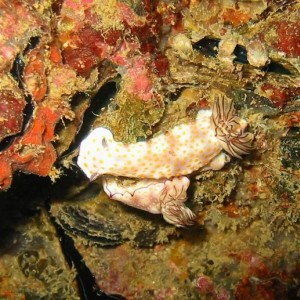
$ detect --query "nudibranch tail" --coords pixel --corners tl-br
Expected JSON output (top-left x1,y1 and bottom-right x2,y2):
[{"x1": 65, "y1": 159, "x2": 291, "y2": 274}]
[{"x1": 211, "y1": 96, "x2": 254, "y2": 159}]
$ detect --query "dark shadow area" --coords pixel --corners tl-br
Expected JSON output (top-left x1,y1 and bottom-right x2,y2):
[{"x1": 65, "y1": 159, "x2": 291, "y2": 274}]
[
  {"x1": 69, "y1": 81, "x2": 117, "y2": 154},
  {"x1": 51, "y1": 211, "x2": 126, "y2": 300},
  {"x1": 0, "y1": 171, "x2": 124, "y2": 299},
  {"x1": 0, "y1": 174, "x2": 52, "y2": 255},
  {"x1": 193, "y1": 37, "x2": 292, "y2": 75},
  {"x1": 0, "y1": 174, "x2": 51, "y2": 235},
  {"x1": 192, "y1": 37, "x2": 219, "y2": 57}
]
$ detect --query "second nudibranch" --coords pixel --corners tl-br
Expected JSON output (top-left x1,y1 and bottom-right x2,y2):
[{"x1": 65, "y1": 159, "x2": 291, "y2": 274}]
[
  {"x1": 77, "y1": 96, "x2": 254, "y2": 226},
  {"x1": 103, "y1": 175, "x2": 196, "y2": 227}
]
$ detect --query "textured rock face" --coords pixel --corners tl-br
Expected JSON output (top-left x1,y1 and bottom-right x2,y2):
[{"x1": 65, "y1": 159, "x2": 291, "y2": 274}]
[
  {"x1": 0, "y1": 89, "x2": 26, "y2": 142},
  {"x1": 0, "y1": 0, "x2": 298, "y2": 190},
  {"x1": 0, "y1": 1, "x2": 300, "y2": 299}
]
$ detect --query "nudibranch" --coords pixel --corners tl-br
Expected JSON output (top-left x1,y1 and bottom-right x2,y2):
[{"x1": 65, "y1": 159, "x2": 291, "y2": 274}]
[
  {"x1": 77, "y1": 96, "x2": 253, "y2": 226},
  {"x1": 103, "y1": 175, "x2": 195, "y2": 227}
]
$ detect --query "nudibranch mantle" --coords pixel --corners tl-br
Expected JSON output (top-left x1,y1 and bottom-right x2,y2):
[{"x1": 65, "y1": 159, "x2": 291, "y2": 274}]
[
  {"x1": 79, "y1": 110, "x2": 226, "y2": 180},
  {"x1": 77, "y1": 97, "x2": 253, "y2": 226}
]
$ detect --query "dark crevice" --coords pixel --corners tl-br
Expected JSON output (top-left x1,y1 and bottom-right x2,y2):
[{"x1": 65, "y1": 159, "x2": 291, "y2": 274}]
[
  {"x1": 10, "y1": 52, "x2": 35, "y2": 133},
  {"x1": 67, "y1": 81, "x2": 117, "y2": 154},
  {"x1": 0, "y1": 170, "x2": 124, "y2": 298},
  {"x1": 193, "y1": 37, "x2": 292, "y2": 75},
  {"x1": 167, "y1": 87, "x2": 185, "y2": 102},
  {"x1": 192, "y1": 37, "x2": 219, "y2": 57},
  {"x1": 10, "y1": 54, "x2": 25, "y2": 88},
  {"x1": 262, "y1": 61, "x2": 292, "y2": 75},
  {"x1": 23, "y1": 36, "x2": 41, "y2": 54},
  {"x1": 11, "y1": 36, "x2": 41, "y2": 87},
  {"x1": 0, "y1": 134, "x2": 17, "y2": 152},
  {"x1": 54, "y1": 92, "x2": 89, "y2": 134},
  {"x1": 48, "y1": 207, "x2": 125, "y2": 300},
  {"x1": 0, "y1": 174, "x2": 52, "y2": 254},
  {"x1": 233, "y1": 44, "x2": 248, "y2": 64},
  {"x1": 50, "y1": 217, "x2": 104, "y2": 299}
]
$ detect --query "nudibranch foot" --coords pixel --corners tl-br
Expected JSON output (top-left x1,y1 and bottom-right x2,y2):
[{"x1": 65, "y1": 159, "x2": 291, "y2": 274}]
[{"x1": 200, "y1": 152, "x2": 231, "y2": 172}]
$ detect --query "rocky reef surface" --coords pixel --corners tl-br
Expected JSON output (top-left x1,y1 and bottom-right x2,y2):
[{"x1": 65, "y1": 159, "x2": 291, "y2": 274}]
[{"x1": 0, "y1": 0, "x2": 300, "y2": 299}]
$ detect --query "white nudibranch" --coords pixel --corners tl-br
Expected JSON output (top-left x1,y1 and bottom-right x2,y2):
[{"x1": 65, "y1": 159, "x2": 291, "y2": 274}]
[
  {"x1": 77, "y1": 96, "x2": 253, "y2": 226},
  {"x1": 103, "y1": 175, "x2": 195, "y2": 227}
]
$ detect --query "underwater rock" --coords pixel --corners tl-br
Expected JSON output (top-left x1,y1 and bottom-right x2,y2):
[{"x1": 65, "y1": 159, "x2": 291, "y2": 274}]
[
  {"x1": 0, "y1": 1, "x2": 300, "y2": 299},
  {"x1": 0, "y1": 89, "x2": 26, "y2": 143}
]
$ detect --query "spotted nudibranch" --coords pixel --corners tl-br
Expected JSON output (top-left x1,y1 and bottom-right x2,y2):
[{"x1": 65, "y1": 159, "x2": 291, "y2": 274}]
[{"x1": 77, "y1": 96, "x2": 253, "y2": 226}]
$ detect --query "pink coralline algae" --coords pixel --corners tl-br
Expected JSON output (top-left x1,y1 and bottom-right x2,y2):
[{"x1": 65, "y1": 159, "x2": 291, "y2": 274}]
[
  {"x1": 124, "y1": 57, "x2": 155, "y2": 102},
  {"x1": 0, "y1": 2, "x2": 43, "y2": 72},
  {"x1": 196, "y1": 275, "x2": 230, "y2": 300}
]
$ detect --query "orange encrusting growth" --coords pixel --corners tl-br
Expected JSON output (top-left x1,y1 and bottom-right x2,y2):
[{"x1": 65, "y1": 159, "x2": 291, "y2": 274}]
[{"x1": 0, "y1": 106, "x2": 60, "y2": 189}]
